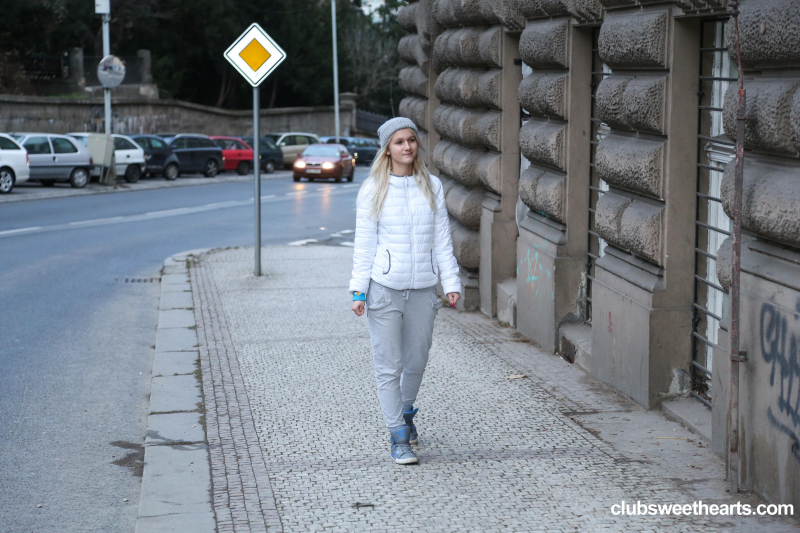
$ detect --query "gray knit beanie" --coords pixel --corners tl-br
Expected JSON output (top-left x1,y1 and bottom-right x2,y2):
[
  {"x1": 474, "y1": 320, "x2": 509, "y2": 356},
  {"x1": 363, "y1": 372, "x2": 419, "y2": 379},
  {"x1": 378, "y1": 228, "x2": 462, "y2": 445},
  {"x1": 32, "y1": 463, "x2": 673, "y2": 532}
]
[{"x1": 378, "y1": 117, "x2": 419, "y2": 151}]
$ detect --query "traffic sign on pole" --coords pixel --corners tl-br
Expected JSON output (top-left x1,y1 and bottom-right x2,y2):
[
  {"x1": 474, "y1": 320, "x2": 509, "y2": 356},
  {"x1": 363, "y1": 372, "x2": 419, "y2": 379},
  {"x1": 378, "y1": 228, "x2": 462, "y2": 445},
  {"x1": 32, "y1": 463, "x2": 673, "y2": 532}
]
[
  {"x1": 224, "y1": 24, "x2": 287, "y2": 88},
  {"x1": 225, "y1": 24, "x2": 286, "y2": 276}
]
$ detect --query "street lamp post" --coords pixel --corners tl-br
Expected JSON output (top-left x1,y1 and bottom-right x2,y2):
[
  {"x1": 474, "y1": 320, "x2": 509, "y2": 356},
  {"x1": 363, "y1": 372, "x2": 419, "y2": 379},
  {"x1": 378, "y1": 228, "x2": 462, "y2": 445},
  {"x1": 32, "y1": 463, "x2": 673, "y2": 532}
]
[{"x1": 331, "y1": 0, "x2": 340, "y2": 143}]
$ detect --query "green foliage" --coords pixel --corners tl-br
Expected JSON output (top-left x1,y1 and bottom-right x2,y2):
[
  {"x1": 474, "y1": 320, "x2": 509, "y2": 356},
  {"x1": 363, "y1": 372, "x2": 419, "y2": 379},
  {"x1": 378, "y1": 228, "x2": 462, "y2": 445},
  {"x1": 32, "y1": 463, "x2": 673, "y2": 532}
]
[{"x1": 0, "y1": 0, "x2": 405, "y2": 114}]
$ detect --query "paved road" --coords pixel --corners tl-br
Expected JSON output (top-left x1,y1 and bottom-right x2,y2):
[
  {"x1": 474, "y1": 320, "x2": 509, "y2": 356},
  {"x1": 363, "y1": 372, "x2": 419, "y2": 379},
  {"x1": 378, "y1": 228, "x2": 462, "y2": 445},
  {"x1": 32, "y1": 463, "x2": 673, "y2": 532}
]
[{"x1": 0, "y1": 170, "x2": 367, "y2": 532}]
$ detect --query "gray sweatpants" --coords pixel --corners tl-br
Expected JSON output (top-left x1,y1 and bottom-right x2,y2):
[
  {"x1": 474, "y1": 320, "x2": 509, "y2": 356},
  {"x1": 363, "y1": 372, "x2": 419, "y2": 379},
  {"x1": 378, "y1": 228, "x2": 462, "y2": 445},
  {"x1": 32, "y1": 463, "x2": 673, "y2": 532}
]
[{"x1": 367, "y1": 279, "x2": 442, "y2": 430}]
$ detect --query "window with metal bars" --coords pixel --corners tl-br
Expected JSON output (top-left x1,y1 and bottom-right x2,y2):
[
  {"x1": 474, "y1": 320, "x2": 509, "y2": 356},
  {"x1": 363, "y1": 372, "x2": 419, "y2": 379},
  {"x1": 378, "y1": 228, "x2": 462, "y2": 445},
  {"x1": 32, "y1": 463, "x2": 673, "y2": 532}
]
[
  {"x1": 586, "y1": 28, "x2": 611, "y2": 324},
  {"x1": 692, "y1": 19, "x2": 737, "y2": 408}
]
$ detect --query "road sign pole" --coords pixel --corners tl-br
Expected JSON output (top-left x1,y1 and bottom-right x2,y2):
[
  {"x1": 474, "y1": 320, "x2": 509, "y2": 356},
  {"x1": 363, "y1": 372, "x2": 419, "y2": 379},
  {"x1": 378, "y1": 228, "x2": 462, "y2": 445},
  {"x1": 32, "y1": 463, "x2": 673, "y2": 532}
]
[
  {"x1": 102, "y1": 13, "x2": 111, "y2": 134},
  {"x1": 224, "y1": 23, "x2": 286, "y2": 277},
  {"x1": 254, "y1": 86, "x2": 261, "y2": 277},
  {"x1": 331, "y1": 0, "x2": 340, "y2": 143}
]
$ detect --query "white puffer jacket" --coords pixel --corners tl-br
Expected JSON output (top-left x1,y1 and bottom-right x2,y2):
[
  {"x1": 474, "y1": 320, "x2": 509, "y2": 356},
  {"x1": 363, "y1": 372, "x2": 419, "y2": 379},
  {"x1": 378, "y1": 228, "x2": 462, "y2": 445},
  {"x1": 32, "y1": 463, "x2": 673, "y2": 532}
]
[{"x1": 349, "y1": 174, "x2": 462, "y2": 296}]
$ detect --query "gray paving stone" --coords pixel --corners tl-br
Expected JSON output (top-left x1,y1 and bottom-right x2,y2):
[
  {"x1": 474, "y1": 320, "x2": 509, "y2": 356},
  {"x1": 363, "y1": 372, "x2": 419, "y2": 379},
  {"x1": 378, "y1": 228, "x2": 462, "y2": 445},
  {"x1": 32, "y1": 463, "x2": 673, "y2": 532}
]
[
  {"x1": 160, "y1": 281, "x2": 191, "y2": 293},
  {"x1": 161, "y1": 273, "x2": 190, "y2": 285},
  {"x1": 155, "y1": 327, "x2": 197, "y2": 353},
  {"x1": 157, "y1": 309, "x2": 196, "y2": 329},
  {"x1": 135, "y1": 512, "x2": 215, "y2": 533},
  {"x1": 160, "y1": 290, "x2": 194, "y2": 310},
  {"x1": 149, "y1": 375, "x2": 201, "y2": 414},
  {"x1": 185, "y1": 246, "x2": 798, "y2": 533},
  {"x1": 153, "y1": 351, "x2": 198, "y2": 377},
  {"x1": 137, "y1": 444, "x2": 212, "y2": 517},
  {"x1": 145, "y1": 412, "x2": 205, "y2": 446}
]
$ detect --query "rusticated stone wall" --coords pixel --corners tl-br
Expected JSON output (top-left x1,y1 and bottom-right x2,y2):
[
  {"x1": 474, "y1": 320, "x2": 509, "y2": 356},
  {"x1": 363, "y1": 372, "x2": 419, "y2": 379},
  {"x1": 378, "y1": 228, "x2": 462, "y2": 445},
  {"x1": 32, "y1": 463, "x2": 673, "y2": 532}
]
[{"x1": 710, "y1": 0, "x2": 800, "y2": 510}]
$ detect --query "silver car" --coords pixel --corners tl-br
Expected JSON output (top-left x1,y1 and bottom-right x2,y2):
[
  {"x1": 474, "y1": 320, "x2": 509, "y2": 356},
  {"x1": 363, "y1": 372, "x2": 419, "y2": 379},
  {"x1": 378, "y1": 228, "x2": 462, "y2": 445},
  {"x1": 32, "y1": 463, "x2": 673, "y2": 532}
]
[{"x1": 10, "y1": 133, "x2": 93, "y2": 188}]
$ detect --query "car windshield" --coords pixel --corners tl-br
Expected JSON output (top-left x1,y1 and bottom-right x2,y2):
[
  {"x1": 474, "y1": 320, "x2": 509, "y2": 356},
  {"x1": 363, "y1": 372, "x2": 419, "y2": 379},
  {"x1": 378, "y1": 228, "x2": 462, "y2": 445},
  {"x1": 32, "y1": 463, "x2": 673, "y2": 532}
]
[
  {"x1": 302, "y1": 145, "x2": 340, "y2": 157},
  {"x1": 263, "y1": 135, "x2": 279, "y2": 144},
  {"x1": 9, "y1": 134, "x2": 23, "y2": 141},
  {"x1": 69, "y1": 135, "x2": 89, "y2": 147}
]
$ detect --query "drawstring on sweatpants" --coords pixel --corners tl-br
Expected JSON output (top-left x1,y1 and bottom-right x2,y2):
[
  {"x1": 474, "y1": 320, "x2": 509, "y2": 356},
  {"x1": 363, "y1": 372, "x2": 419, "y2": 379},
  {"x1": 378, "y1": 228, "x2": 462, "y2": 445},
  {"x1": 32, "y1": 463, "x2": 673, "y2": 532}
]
[{"x1": 403, "y1": 289, "x2": 410, "y2": 301}]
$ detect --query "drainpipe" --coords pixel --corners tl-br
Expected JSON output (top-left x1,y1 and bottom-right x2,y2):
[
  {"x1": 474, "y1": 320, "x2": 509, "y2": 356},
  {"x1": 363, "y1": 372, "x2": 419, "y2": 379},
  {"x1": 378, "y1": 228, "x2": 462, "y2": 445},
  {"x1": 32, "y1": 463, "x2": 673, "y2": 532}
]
[{"x1": 729, "y1": 0, "x2": 747, "y2": 494}]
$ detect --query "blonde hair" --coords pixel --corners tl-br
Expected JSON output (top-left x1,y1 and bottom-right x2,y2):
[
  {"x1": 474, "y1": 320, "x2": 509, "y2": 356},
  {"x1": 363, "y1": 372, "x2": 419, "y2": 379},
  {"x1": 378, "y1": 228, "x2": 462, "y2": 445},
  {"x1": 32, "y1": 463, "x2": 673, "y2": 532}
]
[{"x1": 359, "y1": 132, "x2": 437, "y2": 221}]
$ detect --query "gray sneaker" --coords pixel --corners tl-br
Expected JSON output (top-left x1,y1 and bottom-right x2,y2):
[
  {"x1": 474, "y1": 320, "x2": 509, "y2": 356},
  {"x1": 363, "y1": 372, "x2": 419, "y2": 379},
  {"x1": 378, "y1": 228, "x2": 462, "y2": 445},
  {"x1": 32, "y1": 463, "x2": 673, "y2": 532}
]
[
  {"x1": 389, "y1": 426, "x2": 418, "y2": 464},
  {"x1": 403, "y1": 408, "x2": 419, "y2": 444}
]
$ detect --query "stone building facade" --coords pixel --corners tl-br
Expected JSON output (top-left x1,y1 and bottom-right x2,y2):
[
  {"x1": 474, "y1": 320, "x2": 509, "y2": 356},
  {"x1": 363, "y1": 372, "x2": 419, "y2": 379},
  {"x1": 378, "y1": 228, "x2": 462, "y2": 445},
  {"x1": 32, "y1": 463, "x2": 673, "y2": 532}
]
[{"x1": 397, "y1": 0, "x2": 800, "y2": 511}]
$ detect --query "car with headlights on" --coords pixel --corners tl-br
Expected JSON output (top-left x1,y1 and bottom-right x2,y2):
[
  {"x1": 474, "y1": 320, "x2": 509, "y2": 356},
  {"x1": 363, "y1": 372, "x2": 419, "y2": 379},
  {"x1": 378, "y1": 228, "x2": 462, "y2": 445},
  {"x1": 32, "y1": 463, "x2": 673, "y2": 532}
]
[
  {"x1": 10, "y1": 133, "x2": 93, "y2": 188},
  {"x1": 0, "y1": 133, "x2": 30, "y2": 194},
  {"x1": 293, "y1": 144, "x2": 355, "y2": 183}
]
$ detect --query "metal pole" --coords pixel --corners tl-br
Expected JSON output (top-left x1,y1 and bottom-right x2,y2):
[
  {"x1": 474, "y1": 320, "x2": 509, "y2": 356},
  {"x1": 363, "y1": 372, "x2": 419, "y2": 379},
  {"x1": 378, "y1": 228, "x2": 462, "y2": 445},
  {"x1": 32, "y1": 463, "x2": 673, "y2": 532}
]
[
  {"x1": 102, "y1": 13, "x2": 111, "y2": 134},
  {"x1": 331, "y1": 0, "x2": 340, "y2": 143},
  {"x1": 729, "y1": 0, "x2": 746, "y2": 494},
  {"x1": 254, "y1": 86, "x2": 261, "y2": 277}
]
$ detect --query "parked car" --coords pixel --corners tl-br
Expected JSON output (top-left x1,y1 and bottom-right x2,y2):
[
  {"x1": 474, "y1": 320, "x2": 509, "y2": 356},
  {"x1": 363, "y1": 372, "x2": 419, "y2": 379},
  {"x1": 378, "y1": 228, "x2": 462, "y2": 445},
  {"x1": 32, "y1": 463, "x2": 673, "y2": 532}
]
[
  {"x1": 68, "y1": 133, "x2": 146, "y2": 183},
  {"x1": 130, "y1": 135, "x2": 181, "y2": 180},
  {"x1": 210, "y1": 136, "x2": 254, "y2": 175},
  {"x1": 238, "y1": 136, "x2": 283, "y2": 174},
  {"x1": 293, "y1": 144, "x2": 355, "y2": 183},
  {"x1": 0, "y1": 133, "x2": 30, "y2": 194},
  {"x1": 10, "y1": 133, "x2": 93, "y2": 188},
  {"x1": 263, "y1": 132, "x2": 320, "y2": 167},
  {"x1": 163, "y1": 134, "x2": 223, "y2": 177},
  {"x1": 320, "y1": 136, "x2": 379, "y2": 166}
]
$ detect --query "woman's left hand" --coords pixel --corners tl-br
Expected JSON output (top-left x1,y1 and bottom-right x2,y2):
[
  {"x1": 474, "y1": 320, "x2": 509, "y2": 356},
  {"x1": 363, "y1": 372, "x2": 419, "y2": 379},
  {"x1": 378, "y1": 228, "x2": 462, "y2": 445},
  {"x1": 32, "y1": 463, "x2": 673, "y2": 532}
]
[{"x1": 447, "y1": 292, "x2": 460, "y2": 307}]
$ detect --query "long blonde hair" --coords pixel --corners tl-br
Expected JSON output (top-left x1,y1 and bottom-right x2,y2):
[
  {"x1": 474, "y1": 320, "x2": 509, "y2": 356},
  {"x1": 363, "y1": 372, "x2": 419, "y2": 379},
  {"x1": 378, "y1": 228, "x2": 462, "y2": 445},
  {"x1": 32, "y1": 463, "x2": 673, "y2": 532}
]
[{"x1": 359, "y1": 133, "x2": 438, "y2": 221}]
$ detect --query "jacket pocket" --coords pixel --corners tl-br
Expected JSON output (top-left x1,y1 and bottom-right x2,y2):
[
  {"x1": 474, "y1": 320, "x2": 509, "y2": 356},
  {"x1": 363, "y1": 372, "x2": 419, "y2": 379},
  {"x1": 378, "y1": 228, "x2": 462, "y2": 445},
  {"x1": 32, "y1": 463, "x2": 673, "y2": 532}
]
[
  {"x1": 430, "y1": 250, "x2": 437, "y2": 275},
  {"x1": 383, "y1": 249, "x2": 392, "y2": 275},
  {"x1": 368, "y1": 289, "x2": 392, "y2": 311}
]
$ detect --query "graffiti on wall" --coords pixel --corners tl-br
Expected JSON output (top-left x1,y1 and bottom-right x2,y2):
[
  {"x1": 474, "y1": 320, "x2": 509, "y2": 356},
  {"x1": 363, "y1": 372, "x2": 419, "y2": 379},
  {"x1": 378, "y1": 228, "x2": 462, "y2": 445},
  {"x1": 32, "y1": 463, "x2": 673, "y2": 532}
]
[{"x1": 760, "y1": 301, "x2": 800, "y2": 462}]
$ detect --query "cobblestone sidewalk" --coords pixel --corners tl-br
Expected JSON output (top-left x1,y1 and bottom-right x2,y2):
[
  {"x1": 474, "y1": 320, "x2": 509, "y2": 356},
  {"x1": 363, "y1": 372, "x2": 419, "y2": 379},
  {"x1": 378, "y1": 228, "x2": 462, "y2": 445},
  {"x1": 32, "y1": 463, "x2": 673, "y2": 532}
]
[{"x1": 190, "y1": 246, "x2": 798, "y2": 532}]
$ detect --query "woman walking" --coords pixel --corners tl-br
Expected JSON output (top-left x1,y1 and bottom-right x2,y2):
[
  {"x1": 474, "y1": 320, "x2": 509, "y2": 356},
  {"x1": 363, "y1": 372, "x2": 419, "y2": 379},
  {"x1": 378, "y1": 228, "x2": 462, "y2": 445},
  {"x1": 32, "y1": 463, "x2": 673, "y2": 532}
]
[{"x1": 350, "y1": 117, "x2": 462, "y2": 465}]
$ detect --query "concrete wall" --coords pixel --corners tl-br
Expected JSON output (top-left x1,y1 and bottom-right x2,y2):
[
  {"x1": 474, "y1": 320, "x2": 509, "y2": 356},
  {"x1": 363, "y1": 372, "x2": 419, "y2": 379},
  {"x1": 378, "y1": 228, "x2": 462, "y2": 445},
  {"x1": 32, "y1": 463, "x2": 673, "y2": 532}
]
[
  {"x1": 0, "y1": 94, "x2": 358, "y2": 138},
  {"x1": 399, "y1": 0, "x2": 800, "y2": 508}
]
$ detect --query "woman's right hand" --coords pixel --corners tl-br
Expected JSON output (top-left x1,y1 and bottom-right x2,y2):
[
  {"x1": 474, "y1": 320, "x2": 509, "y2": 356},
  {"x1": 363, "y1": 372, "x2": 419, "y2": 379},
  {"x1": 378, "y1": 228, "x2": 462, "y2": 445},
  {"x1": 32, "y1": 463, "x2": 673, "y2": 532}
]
[{"x1": 352, "y1": 300, "x2": 365, "y2": 316}]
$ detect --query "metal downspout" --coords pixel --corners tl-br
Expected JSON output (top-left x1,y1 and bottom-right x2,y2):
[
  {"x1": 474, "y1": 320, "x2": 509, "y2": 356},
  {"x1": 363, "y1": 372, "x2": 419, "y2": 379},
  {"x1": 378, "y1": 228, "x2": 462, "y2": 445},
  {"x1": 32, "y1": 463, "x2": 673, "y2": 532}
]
[{"x1": 729, "y1": 0, "x2": 747, "y2": 494}]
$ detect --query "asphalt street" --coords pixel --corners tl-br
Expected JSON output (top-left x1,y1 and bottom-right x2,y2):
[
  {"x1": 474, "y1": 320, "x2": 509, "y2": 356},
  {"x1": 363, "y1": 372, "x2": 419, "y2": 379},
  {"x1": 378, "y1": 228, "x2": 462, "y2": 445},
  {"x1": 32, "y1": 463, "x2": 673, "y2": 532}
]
[{"x1": 0, "y1": 169, "x2": 367, "y2": 532}]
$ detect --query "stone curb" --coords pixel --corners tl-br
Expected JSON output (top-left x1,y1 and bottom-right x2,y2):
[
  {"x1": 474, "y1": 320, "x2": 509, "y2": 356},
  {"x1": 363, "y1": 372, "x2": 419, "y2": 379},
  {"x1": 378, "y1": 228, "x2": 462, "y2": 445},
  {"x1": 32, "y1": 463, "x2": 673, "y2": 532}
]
[{"x1": 135, "y1": 248, "x2": 215, "y2": 533}]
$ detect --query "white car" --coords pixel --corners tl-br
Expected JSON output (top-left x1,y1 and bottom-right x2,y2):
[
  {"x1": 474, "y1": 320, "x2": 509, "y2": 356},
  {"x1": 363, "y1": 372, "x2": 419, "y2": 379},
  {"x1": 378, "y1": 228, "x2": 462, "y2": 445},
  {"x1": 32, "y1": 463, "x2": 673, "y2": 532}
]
[
  {"x1": 263, "y1": 132, "x2": 321, "y2": 166},
  {"x1": 68, "y1": 133, "x2": 146, "y2": 183},
  {"x1": 0, "y1": 133, "x2": 31, "y2": 194}
]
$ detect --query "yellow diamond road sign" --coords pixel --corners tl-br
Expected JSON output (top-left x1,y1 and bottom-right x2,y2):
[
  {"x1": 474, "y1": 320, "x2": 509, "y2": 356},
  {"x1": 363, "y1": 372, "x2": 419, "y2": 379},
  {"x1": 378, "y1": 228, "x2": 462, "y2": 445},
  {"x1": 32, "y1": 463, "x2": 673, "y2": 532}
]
[{"x1": 224, "y1": 23, "x2": 286, "y2": 87}]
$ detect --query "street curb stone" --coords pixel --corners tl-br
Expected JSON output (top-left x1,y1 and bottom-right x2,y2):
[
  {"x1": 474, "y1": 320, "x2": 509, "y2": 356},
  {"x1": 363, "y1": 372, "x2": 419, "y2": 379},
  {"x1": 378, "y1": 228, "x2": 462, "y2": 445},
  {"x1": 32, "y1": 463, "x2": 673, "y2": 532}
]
[{"x1": 135, "y1": 249, "x2": 215, "y2": 533}]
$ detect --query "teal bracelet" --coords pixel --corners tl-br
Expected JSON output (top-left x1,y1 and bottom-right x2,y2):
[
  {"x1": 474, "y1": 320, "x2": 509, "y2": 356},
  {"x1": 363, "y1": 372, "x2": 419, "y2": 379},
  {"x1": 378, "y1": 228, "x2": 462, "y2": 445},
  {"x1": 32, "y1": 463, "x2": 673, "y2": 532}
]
[{"x1": 352, "y1": 291, "x2": 366, "y2": 301}]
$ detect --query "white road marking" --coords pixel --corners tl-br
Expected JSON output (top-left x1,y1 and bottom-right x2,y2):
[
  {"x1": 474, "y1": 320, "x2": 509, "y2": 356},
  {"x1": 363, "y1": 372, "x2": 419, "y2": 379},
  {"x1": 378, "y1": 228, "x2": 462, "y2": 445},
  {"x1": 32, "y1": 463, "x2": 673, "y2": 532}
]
[
  {"x1": 0, "y1": 226, "x2": 41, "y2": 235},
  {"x1": 288, "y1": 239, "x2": 318, "y2": 246},
  {"x1": 342, "y1": 184, "x2": 359, "y2": 188},
  {"x1": 286, "y1": 191, "x2": 307, "y2": 196},
  {"x1": 260, "y1": 195, "x2": 276, "y2": 200},
  {"x1": 339, "y1": 241, "x2": 355, "y2": 247},
  {"x1": 339, "y1": 229, "x2": 355, "y2": 234},
  {"x1": 69, "y1": 216, "x2": 124, "y2": 225}
]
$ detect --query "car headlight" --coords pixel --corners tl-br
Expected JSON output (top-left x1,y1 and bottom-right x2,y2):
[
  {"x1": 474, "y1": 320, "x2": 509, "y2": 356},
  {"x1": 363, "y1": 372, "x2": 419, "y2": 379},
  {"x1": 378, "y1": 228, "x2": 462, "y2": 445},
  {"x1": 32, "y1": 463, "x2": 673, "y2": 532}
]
[
  {"x1": 322, "y1": 162, "x2": 334, "y2": 170},
  {"x1": 295, "y1": 160, "x2": 306, "y2": 169}
]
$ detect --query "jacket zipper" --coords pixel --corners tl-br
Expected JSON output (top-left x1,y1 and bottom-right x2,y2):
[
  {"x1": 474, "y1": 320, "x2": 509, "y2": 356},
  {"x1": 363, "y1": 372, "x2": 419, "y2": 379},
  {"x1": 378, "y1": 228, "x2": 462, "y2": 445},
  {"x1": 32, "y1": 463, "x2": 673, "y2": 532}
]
[
  {"x1": 406, "y1": 176, "x2": 416, "y2": 288},
  {"x1": 431, "y1": 249, "x2": 436, "y2": 274}
]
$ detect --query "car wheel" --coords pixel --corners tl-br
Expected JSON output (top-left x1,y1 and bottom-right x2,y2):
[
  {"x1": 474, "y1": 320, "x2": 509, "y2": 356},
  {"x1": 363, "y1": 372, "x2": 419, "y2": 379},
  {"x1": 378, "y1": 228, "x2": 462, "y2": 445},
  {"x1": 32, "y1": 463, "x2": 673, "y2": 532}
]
[
  {"x1": 0, "y1": 168, "x2": 15, "y2": 194},
  {"x1": 69, "y1": 168, "x2": 89, "y2": 188},
  {"x1": 164, "y1": 163, "x2": 179, "y2": 181},
  {"x1": 124, "y1": 164, "x2": 141, "y2": 183},
  {"x1": 204, "y1": 159, "x2": 219, "y2": 177},
  {"x1": 308, "y1": 177, "x2": 315, "y2": 182},
  {"x1": 335, "y1": 175, "x2": 342, "y2": 183},
  {"x1": 264, "y1": 160, "x2": 275, "y2": 174},
  {"x1": 237, "y1": 161, "x2": 250, "y2": 176},
  {"x1": 41, "y1": 180, "x2": 56, "y2": 187},
  {"x1": 347, "y1": 172, "x2": 354, "y2": 182},
  {"x1": 293, "y1": 175, "x2": 300, "y2": 182}
]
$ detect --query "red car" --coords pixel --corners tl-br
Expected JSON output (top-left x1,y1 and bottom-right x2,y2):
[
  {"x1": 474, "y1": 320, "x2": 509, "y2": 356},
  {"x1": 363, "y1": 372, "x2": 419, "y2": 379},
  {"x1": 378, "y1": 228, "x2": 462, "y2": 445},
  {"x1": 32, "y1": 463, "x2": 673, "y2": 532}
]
[
  {"x1": 293, "y1": 144, "x2": 355, "y2": 182},
  {"x1": 210, "y1": 136, "x2": 254, "y2": 175}
]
